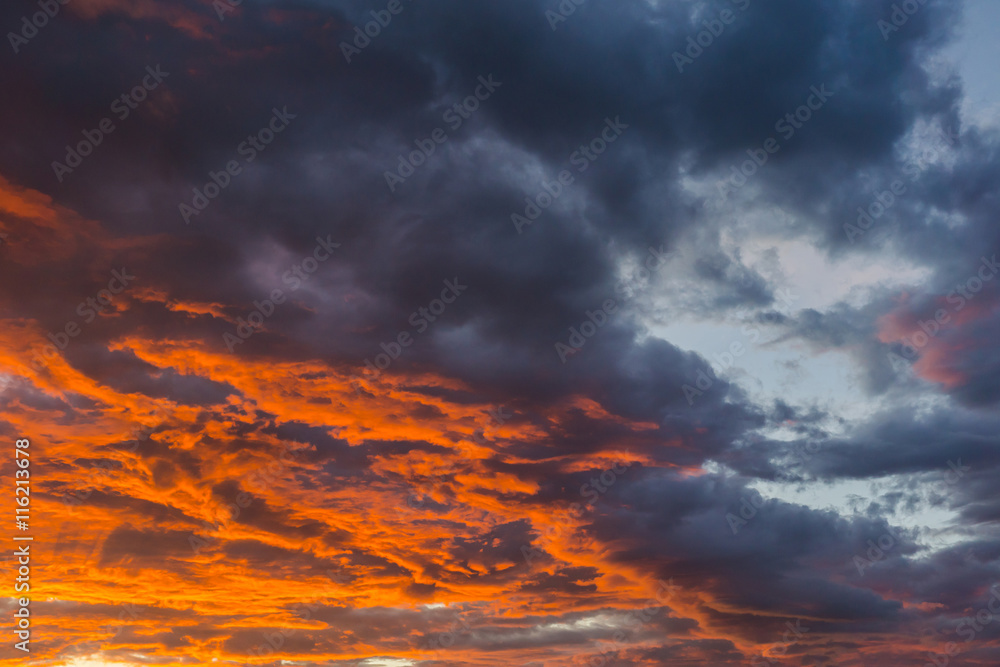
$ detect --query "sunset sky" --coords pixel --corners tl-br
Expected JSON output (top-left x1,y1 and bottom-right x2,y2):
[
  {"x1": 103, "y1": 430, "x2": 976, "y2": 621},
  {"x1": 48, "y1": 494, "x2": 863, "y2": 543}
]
[{"x1": 2, "y1": 0, "x2": 1000, "y2": 665}]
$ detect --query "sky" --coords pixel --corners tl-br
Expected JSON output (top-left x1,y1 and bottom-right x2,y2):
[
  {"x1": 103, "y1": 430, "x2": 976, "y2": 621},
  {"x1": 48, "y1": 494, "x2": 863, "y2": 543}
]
[{"x1": 1, "y1": 0, "x2": 1000, "y2": 666}]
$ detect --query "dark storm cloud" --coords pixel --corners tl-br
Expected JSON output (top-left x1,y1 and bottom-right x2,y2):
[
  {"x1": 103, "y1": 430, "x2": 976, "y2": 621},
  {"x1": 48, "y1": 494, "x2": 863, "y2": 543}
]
[
  {"x1": 449, "y1": 519, "x2": 536, "y2": 570},
  {"x1": 518, "y1": 566, "x2": 600, "y2": 595},
  {"x1": 51, "y1": 488, "x2": 206, "y2": 528},
  {"x1": 0, "y1": 0, "x2": 972, "y2": 450},
  {"x1": 67, "y1": 347, "x2": 239, "y2": 405},
  {"x1": 262, "y1": 421, "x2": 369, "y2": 471},
  {"x1": 99, "y1": 524, "x2": 199, "y2": 566},
  {"x1": 0, "y1": 0, "x2": 962, "y2": 371},
  {"x1": 585, "y1": 470, "x2": 914, "y2": 619},
  {"x1": 210, "y1": 479, "x2": 329, "y2": 539}
]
